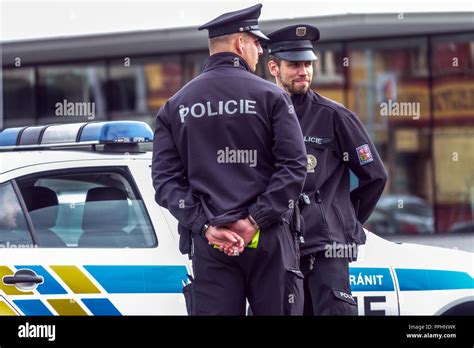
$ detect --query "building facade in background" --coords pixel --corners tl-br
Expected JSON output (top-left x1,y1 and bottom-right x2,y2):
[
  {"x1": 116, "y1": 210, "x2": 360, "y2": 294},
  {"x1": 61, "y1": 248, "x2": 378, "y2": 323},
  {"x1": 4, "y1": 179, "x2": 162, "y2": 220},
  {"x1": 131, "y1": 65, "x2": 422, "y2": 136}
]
[{"x1": 1, "y1": 13, "x2": 474, "y2": 235}]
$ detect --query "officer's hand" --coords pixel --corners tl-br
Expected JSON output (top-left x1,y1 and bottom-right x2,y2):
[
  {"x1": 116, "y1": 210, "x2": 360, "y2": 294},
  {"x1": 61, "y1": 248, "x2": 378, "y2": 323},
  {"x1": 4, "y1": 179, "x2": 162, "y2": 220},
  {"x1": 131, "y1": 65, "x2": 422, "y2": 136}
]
[
  {"x1": 205, "y1": 226, "x2": 245, "y2": 256},
  {"x1": 225, "y1": 219, "x2": 257, "y2": 246}
]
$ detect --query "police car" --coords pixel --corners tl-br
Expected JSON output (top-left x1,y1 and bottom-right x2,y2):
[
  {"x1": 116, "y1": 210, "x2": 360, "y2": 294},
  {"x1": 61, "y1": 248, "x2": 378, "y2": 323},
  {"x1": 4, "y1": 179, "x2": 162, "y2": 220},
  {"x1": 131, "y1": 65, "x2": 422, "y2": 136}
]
[{"x1": 0, "y1": 121, "x2": 472, "y2": 316}]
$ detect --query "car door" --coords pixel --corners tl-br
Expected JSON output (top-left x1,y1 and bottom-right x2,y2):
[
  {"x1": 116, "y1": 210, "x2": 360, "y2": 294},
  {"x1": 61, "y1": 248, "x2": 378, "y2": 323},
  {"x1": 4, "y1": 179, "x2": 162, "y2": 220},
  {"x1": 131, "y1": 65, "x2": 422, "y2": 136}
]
[
  {"x1": 349, "y1": 232, "x2": 400, "y2": 315},
  {"x1": 0, "y1": 159, "x2": 190, "y2": 316}
]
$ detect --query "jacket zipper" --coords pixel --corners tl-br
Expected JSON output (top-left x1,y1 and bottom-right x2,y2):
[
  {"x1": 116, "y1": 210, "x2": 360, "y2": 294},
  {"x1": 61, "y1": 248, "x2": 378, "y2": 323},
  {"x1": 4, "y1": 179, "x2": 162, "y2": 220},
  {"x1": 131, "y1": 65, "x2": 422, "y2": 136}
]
[{"x1": 315, "y1": 190, "x2": 330, "y2": 240}]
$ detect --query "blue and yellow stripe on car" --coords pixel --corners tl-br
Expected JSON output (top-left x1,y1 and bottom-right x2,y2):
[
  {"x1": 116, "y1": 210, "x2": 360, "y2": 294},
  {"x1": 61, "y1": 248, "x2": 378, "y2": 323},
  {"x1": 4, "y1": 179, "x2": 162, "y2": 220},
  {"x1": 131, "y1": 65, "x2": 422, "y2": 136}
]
[
  {"x1": 395, "y1": 268, "x2": 474, "y2": 291},
  {"x1": 0, "y1": 265, "x2": 188, "y2": 316},
  {"x1": 13, "y1": 299, "x2": 53, "y2": 316},
  {"x1": 84, "y1": 265, "x2": 188, "y2": 293},
  {"x1": 349, "y1": 267, "x2": 474, "y2": 292},
  {"x1": 1, "y1": 264, "x2": 473, "y2": 315},
  {"x1": 0, "y1": 296, "x2": 19, "y2": 315},
  {"x1": 50, "y1": 265, "x2": 101, "y2": 294},
  {"x1": 15, "y1": 265, "x2": 67, "y2": 295}
]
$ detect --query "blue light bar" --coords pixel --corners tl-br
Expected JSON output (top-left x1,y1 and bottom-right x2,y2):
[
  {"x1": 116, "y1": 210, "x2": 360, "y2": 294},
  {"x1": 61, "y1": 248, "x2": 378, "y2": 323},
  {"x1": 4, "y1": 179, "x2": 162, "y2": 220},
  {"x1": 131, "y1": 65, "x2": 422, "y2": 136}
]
[
  {"x1": 0, "y1": 121, "x2": 153, "y2": 150},
  {"x1": 0, "y1": 127, "x2": 24, "y2": 146},
  {"x1": 80, "y1": 121, "x2": 153, "y2": 144}
]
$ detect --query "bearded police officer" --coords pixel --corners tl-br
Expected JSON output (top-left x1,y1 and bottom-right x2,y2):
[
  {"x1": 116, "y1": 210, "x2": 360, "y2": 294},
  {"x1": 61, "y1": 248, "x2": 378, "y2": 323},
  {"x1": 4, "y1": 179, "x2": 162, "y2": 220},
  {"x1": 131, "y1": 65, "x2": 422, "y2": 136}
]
[
  {"x1": 265, "y1": 25, "x2": 388, "y2": 315},
  {"x1": 152, "y1": 5, "x2": 307, "y2": 315}
]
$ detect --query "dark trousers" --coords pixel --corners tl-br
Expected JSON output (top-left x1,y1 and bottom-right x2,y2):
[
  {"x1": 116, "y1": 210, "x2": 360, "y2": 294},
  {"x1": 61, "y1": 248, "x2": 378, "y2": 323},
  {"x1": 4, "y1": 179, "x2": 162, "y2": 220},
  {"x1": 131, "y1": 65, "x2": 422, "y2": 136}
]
[
  {"x1": 184, "y1": 218, "x2": 303, "y2": 315},
  {"x1": 300, "y1": 251, "x2": 358, "y2": 316}
]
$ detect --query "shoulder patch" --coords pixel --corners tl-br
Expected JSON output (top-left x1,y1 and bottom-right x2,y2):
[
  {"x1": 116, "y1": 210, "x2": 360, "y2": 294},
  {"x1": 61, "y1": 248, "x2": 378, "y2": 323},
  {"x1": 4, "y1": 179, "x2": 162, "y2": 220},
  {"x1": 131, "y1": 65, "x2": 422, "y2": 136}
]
[{"x1": 356, "y1": 144, "x2": 374, "y2": 165}]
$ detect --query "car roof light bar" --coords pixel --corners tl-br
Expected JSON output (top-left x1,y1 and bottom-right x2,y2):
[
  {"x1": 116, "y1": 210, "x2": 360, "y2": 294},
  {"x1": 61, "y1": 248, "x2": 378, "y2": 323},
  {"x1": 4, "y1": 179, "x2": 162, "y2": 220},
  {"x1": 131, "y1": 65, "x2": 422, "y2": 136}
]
[{"x1": 0, "y1": 121, "x2": 154, "y2": 151}]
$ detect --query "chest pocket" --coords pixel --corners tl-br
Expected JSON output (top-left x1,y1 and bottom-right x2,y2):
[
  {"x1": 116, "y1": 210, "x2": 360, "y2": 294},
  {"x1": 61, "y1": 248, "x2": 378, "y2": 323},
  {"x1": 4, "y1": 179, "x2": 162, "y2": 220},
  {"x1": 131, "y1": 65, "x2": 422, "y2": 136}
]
[{"x1": 303, "y1": 138, "x2": 336, "y2": 190}]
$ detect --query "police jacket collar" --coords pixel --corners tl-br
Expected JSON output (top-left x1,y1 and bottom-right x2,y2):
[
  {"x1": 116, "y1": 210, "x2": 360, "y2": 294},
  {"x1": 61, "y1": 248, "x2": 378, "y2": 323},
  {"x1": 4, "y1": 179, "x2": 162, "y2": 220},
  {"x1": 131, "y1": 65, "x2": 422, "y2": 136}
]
[{"x1": 203, "y1": 52, "x2": 251, "y2": 73}]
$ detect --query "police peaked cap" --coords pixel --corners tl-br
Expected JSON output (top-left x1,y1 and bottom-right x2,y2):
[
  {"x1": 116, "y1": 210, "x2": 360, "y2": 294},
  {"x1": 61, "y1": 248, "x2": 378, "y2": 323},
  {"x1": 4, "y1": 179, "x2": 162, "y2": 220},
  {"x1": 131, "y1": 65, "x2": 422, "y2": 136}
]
[
  {"x1": 266, "y1": 24, "x2": 320, "y2": 61},
  {"x1": 198, "y1": 4, "x2": 269, "y2": 41}
]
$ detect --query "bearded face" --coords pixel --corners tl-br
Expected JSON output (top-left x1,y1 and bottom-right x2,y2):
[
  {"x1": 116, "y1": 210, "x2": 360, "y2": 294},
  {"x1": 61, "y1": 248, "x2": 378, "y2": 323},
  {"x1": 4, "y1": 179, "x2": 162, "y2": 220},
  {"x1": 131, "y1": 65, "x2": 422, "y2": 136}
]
[{"x1": 276, "y1": 60, "x2": 313, "y2": 95}]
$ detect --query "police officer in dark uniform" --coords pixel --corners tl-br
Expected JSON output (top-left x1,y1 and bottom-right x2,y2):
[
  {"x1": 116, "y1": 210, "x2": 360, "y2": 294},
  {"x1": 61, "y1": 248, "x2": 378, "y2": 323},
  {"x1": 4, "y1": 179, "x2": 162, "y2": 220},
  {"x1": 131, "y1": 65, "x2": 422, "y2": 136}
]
[
  {"x1": 265, "y1": 24, "x2": 388, "y2": 315},
  {"x1": 152, "y1": 5, "x2": 308, "y2": 315}
]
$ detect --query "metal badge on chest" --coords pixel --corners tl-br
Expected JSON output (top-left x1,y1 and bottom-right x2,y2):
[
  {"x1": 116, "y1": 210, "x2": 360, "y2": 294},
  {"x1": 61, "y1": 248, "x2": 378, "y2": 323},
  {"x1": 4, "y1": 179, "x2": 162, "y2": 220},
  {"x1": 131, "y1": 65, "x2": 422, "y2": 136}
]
[{"x1": 307, "y1": 154, "x2": 317, "y2": 173}]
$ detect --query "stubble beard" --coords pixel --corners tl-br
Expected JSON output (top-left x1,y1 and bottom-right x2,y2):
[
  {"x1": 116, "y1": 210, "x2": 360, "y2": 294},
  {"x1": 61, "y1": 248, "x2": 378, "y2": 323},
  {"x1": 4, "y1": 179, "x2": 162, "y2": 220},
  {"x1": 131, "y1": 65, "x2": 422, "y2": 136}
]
[{"x1": 280, "y1": 75, "x2": 310, "y2": 96}]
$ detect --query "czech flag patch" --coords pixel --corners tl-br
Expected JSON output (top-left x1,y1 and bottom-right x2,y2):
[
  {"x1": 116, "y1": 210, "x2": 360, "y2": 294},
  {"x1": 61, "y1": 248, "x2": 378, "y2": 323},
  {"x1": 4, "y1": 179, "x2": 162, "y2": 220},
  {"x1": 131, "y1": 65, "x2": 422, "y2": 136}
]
[{"x1": 356, "y1": 144, "x2": 374, "y2": 165}]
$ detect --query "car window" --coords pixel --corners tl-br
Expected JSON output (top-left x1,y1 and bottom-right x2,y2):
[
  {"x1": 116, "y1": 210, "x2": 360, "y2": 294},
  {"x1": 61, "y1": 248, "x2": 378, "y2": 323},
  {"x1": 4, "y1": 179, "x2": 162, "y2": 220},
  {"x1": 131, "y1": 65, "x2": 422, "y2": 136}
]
[
  {"x1": 0, "y1": 182, "x2": 34, "y2": 247},
  {"x1": 17, "y1": 170, "x2": 157, "y2": 248}
]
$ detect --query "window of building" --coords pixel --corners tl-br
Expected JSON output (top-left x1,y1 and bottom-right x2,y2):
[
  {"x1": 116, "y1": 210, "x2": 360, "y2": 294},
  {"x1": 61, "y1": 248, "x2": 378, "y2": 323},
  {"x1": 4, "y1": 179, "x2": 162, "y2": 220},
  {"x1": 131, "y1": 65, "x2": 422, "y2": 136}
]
[
  {"x1": 108, "y1": 55, "x2": 183, "y2": 124},
  {"x1": 313, "y1": 43, "x2": 345, "y2": 104},
  {"x1": 183, "y1": 52, "x2": 208, "y2": 83},
  {"x1": 431, "y1": 33, "x2": 474, "y2": 233},
  {"x1": 37, "y1": 63, "x2": 107, "y2": 124},
  {"x1": 2, "y1": 68, "x2": 36, "y2": 127}
]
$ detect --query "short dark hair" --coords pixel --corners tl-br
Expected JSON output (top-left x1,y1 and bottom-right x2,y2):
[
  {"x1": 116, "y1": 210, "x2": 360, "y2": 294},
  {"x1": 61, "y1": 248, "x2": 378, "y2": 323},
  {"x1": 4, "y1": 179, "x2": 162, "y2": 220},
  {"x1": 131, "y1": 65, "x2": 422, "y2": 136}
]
[{"x1": 268, "y1": 54, "x2": 282, "y2": 66}]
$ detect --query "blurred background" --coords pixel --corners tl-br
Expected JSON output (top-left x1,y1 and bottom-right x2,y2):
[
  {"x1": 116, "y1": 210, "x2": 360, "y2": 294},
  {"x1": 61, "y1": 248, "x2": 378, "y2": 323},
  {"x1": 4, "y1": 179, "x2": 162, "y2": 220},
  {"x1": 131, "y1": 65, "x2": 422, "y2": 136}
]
[{"x1": 1, "y1": 1, "x2": 473, "y2": 247}]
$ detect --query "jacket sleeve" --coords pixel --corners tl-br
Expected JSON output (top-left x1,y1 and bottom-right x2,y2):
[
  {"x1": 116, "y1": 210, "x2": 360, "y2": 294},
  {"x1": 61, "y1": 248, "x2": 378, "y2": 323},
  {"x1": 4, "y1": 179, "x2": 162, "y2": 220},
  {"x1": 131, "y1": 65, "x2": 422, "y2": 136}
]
[
  {"x1": 334, "y1": 110, "x2": 388, "y2": 224},
  {"x1": 248, "y1": 93, "x2": 308, "y2": 229},
  {"x1": 151, "y1": 102, "x2": 208, "y2": 235}
]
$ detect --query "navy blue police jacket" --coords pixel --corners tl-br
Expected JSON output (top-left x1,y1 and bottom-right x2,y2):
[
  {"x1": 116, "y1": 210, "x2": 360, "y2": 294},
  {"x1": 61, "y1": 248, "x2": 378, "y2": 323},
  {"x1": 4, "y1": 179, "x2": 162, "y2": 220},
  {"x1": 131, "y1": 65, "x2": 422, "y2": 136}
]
[
  {"x1": 292, "y1": 90, "x2": 388, "y2": 257},
  {"x1": 152, "y1": 52, "x2": 307, "y2": 235}
]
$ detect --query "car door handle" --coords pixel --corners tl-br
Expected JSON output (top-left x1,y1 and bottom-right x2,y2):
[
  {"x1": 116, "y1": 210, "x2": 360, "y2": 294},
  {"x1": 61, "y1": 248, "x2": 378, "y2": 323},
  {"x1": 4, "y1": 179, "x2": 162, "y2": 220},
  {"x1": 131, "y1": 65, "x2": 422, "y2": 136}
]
[
  {"x1": 2, "y1": 269, "x2": 44, "y2": 291},
  {"x1": 3, "y1": 275, "x2": 43, "y2": 285}
]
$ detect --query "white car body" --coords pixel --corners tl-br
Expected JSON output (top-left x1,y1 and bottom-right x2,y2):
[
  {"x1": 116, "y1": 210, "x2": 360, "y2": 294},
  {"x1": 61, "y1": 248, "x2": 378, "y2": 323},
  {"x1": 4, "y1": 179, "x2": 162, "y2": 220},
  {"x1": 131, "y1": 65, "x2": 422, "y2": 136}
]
[
  {"x1": 0, "y1": 123, "x2": 472, "y2": 316},
  {"x1": 351, "y1": 231, "x2": 473, "y2": 315}
]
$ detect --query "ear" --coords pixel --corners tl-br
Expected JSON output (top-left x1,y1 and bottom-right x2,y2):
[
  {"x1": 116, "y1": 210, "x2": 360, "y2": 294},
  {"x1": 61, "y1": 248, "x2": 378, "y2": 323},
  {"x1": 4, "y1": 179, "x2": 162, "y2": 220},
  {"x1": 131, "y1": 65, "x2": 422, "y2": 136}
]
[
  {"x1": 268, "y1": 60, "x2": 280, "y2": 77},
  {"x1": 234, "y1": 34, "x2": 245, "y2": 55}
]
